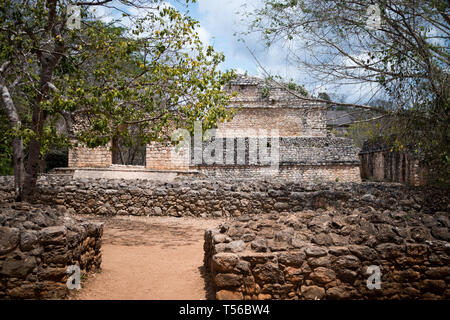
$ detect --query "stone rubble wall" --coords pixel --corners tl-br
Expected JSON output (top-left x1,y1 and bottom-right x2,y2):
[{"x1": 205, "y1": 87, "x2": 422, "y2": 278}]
[
  {"x1": 0, "y1": 203, "x2": 103, "y2": 299},
  {"x1": 0, "y1": 175, "x2": 448, "y2": 218},
  {"x1": 204, "y1": 208, "x2": 450, "y2": 300}
]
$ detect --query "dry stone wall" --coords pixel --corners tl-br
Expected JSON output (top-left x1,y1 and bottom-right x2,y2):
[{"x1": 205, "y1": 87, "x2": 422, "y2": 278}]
[
  {"x1": 0, "y1": 175, "x2": 448, "y2": 219},
  {"x1": 204, "y1": 208, "x2": 450, "y2": 300},
  {"x1": 0, "y1": 202, "x2": 103, "y2": 299}
]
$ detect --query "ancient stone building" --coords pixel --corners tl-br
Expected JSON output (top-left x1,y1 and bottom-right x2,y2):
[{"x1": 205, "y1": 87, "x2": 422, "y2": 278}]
[
  {"x1": 359, "y1": 138, "x2": 428, "y2": 186},
  {"x1": 67, "y1": 75, "x2": 361, "y2": 182}
]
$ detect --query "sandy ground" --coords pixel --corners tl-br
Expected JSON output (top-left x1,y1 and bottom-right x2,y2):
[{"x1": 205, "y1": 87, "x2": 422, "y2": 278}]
[{"x1": 69, "y1": 215, "x2": 223, "y2": 300}]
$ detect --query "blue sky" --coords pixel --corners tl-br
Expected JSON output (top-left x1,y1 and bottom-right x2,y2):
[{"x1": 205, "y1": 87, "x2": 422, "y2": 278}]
[
  {"x1": 92, "y1": 0, "x2": 382, "y2": 104},
  {"x1": 168, "y1": 0, "x2": 266, "y2": 75},
  {"x1": 167, "y1": 1, "x2": 381, "y2": 103}
]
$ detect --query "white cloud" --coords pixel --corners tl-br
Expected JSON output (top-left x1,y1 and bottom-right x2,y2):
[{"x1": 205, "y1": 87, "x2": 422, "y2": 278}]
[{"x1": 196, "y1": 25, "x2": 211, "y2": 47}]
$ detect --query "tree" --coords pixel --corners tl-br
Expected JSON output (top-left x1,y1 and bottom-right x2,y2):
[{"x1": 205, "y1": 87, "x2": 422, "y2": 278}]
[
  {"x1": 246, "y1": 0, "x2": 449, "y2": 184},
  {"x1": 317, "y1": 92, "x2": 331, "y2": 101},
  {"x1": 0, "y1": 0, "x2": 235, "y2": 201}
]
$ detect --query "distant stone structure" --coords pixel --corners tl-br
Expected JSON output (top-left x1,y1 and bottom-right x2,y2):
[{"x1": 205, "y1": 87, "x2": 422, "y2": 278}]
[
  {"x1": 67, "y1": 75, "x2": 361, "y2": 182},
  {"x1": 359, "y1": 138, "x2": 428, "y2": 186}
]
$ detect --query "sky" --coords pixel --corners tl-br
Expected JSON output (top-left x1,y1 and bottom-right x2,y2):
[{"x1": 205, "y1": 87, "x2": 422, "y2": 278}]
[
  {"x1": 169, "y1": 0, "x2": 297, "y2": 79},
  {"x1": 91, "y1": 0, "x2": 383, "y2": 104}
]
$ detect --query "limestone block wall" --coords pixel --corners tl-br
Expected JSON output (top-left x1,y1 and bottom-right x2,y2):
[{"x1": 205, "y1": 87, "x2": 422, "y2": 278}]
[
  {"x1": 216, "y1": 107, "x2": 327, "y2": 137},
  {"x1": 68, "y1": 144, "x2": 112, "y2": 168},
  {"x1": 0, "y1": 203, "x2": 103, "y2": 299},
  {"x1": 197, "y1": 164, "x2": 360, "y2": 183},
  {"x1": 145, "y1": 142, "x2": 190, "y2": 170},
  {"x1": 204, "y1": 210, "x2": 450, "y2": 300}
]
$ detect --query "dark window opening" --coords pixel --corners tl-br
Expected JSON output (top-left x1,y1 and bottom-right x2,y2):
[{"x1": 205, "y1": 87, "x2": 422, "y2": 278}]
[{"x1": 111, "y1": 127, "x2": 146, "y2": 166}]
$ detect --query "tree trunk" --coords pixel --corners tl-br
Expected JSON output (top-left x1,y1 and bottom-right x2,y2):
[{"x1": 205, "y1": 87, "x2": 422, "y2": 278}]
[
  {"x1": 111, "y1": 135, "x2": 120, "y2": 164},
  {"x1": 0, "y1": 63, "x2": 25, "y2": 200},
  {"x1": 22, "y1": 50, "x2": 61, "y2": 201},
  {"x1": 22, "y1": 138, "x2": 42, "y2": 202},
  {"x1": 12, "y1": 137, "x2": 24, "y2": 201}
]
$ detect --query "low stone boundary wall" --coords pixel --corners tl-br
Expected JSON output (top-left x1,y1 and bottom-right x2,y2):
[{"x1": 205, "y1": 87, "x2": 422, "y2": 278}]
[
  {"x1": 0, "y1": 175, "x2": 448, "y2": 218},
  {"x1": 0, "y1": 203, "x2": 102, "y2": 299},
  {"x1": 204, "y1": 210, "x2": 450, "y2": 300}
]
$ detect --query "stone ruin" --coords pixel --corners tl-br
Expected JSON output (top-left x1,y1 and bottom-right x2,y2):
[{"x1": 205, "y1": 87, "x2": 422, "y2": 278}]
[
  {"x1": 66, "y1": 75, "x2": 361, "y2": 183},
  {"x1": 204, "y1": 208, "x2": 450, "y2": 300},
  {"x1": 0, "y1": 203, "x2": 102, "y2": 299}
]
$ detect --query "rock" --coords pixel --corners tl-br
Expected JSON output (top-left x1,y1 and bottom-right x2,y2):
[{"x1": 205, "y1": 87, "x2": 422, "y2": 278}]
[
  {"x1": 336, "y1": 269, "x2": 358, "y2": 283},
  {"x1": 242, "y1": 233, "x2": 256, "y2": 242},
  {"x1": 275, "y1": 228, "x2": 294, "y2": 242},
  {"x1": 0, "y1": 253, "x2": 36, "y2": 278},
  {"x1": 284, "y1": 267, "x2": 303, "y2": 283},
  {"x1": 212, "y1": 253, "x2": 239, "y2": 273},
  {"x1": 268, "y1": 240, "x2": 288, "y2": 252},
  {"x1": 213, "y1": 211, "x2": 223, "y2": 218},
  {"x1": 274, "y1": 202, "x2": 289, "y2": 211},
  {"x1": 375, "y1": 243, "x2": 405, "y2": 259},
  {"x1": 313, "y1": 233, "x2": 333, "y2": 246},
  {"x1": 153, "y1": 207, "x2": 162, "y2": 215},
  {"x1": 307, "y1": 256, "x2": 330, "y2": 268},
  {"x1": 305, "y1": 246, "x2": 328, "y2": 257},
  {"x1": 253, "y1": 263, "x2": 284, "y2": 283},
  {"x1": 39, "y1": 226, "x2": 67, "y2": 245},
  {"x1": 348, "y1": 245, "x2": 377, "y2": 261},
  {"x1": 334, "y1": 255, "x2": 360, "y2": 270},
  {"x1": 422, "y1": 280, "x2": 446, "y2": 294},
  {"x1": 216, "y1": 290, "x2": 243, "y2": 300},
  {"x1": 215, "y1": 273, "x2": 242, "y2": 288},
  {"x1": 226, "y1": 240, "x2": 246, "y2": 253},
  {"x1": 251, "y1": 238, "x2": 268, "y2": 252},
  {"x1": 19, "y1": 230, "x2": 38, "y2": 252},
  {"x1": 361, "y1": 194, "x2": 376, "y2": 202},
  {"x1": 39, "y1": 267, "x2": 67, "y2": 281},
  {"x1": 236, "y1": 260, "x2": 251, "y2": 274},
  {"x1": 0, "y1": 227, "x2": 19, "y2": 255},
  {"x1": 213, "y1": 234, "x2": 228, "y2": 244},
  {"x1": 257, "y1": 293, "x2": 272, "y2": 300},
  {"x1": 406, "y1": 243, "x2": 428, "y2": 256},
  {"x1": 6, "y1": 284, "x2": 37, "y2": 299},
  {"x1": 309, "y1": 267, "x2": 336, "y2": 284},
  {"x1": 376, "y1": 224, "x2": 401, "y2": 243},
  {"x1": 277, "y1": 252, "x2": 306, "y2": 266},
  {"x1": 328, "y1": 246, "x2": 349, "y2": 256},
  {"x1": 326, "y1": 286, "x2": 353, "y2": 299},
  {"x1": 431, "y1": 227, "x2": 450, "y2": 241},
  {"x1": 300, "y1": 285, "x2": 325, "y2": 300},
  {"x1": 291, "y1": 237, "x2": 308, "y2": 248},
  {"x1": 215, "y1": 243, "x2": 227, "y2": 253}
]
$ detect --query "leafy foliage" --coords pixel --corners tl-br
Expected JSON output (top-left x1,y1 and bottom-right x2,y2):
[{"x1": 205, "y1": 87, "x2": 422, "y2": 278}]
[
  {"x1": 0, "y1": 0, "x2": 236, "y2": 197},
  {"x1": 246, "y1": 0, "x2": 449, "y2": 185}
]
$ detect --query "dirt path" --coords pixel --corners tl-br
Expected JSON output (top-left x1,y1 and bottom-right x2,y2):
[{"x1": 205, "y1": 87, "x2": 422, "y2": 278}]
[{"x1": 69, "y1": 215, "x2": 223, "y2": 300}]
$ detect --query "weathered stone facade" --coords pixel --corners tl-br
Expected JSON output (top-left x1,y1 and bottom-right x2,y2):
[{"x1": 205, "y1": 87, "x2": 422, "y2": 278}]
[
  {"x1": 67, "y1": 75, "x2": 361, "y2": 183},
  {"x1": 68, "y1": 144, "x2": 112, "y2": 168},
  {"x1": 217, "y1": 76, "x2": 327, "y2": 137},
  {"x1": 359, "y1": 140, "x2": 427, "y2": 186},
  {"x1": 0, "y1": 203, "x2": 103, "y2": 299}
]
